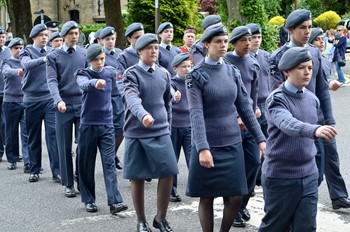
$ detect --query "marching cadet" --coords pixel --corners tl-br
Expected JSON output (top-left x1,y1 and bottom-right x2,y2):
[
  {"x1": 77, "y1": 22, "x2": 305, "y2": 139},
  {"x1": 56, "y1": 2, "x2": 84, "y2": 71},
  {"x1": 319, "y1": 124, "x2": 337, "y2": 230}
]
[
  {"x1": 0, "y1": 26, "x2": 11, "y2": 162},
  {"x1": 1, "y1": 38, "x2": 29, "y2": 171},
  {"x1": 20, "y1": 24, "x2": 60, "y2": 183},
  {"x1": 269, "y1": 9, "x2": 350, "y2": 210},
  {"x1": 157, "y1": 22, "x2": 181, "y2": 76},
  {"x1": 116, "y1": 22, "x2": 145, "y2": 76},
  {"x1": 75, "y1": 44, "x2": 128, "y2": 214},
  {"x1": 47, "y1": 21, "x2": 89, "y2": 197},
  {"x1": 48, "y1": 32, "x2": 63, "y2": 49},
  {"x1": 191, "y1": 15, "x2": 222, "y2": 66},
  {"x1": 123, "y1": 33, "x2": 178, "y2": 232},
  {"x1": 224, "y1": 26, "x2": 261, "y2": 228},
  {"x1": 100, "y1": 26, "x2": 124, "y2": 170}
]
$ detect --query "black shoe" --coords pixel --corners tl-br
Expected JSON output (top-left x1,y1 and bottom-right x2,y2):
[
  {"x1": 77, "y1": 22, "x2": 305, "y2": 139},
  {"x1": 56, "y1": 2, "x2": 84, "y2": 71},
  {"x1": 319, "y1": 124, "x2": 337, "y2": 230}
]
[
  {"x1": 169, "y1": 193, "x2": 181, "y2": 202},
  {"x1": 7, "y1": 162, "x2": 17, "y2": 170},
  {"x1": 232, "y1": 213, "x2": 246, "y2": 228},
  {"x1": 23, "y1": 164, "x2": 30, "y2": 173},
  {"x1": 85, "y1": 203, "x2": 98, "y2": 212},
  {"x1": 52, "y1": 174, "x2": 62, "y2": 184},
  {"x1": 137, "y1": 222, "x2": 152, "y2": 232},
  {"x1": 332, "y1": 197, "x2": 350, "y2": 209},
  {"x1": 145, "y1": 179, "x2": 152, "y2": 182},
  {"x1": 115, "y1": 156, "x2": 123, "y2": 170},
  {"x1": 241, "y1": 208, "x2": 251, "y2": 221},
  {"x1": 65, "y1": 186, "x2": 76, "y2": 198},
  {"x1": 28, "y1": 173, "x2": 39, "y2": 182},
  {"x1": 110, "y1": 203, "x2": 128, "y2": 215},
  {"x1": 153, "y1": 216, "x2": 174, "y2": 232}
]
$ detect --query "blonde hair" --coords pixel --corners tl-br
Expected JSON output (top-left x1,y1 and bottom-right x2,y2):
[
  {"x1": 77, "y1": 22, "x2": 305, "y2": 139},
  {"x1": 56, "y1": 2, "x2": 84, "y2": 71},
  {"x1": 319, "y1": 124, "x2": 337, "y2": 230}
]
[
  {"x1": 337, "y1": 25, "x2": 345, "y2": 33},
  {"x1": 328, "y1": 29, "x2": 336, "y2": 36}
]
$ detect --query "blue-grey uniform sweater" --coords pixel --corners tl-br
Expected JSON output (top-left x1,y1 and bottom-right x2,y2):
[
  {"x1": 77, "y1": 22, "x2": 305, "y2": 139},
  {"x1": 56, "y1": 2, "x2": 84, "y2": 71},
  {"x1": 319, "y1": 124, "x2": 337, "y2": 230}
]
[
  {"x1": 123, "y1": 64, "x2": 172, "y2": 138},
  {"x1": 190, "y1": 40, "x2": 205, "y2": 66},
  {"x1": 0, "y1": 47, "x2": 11, "y2": 95},
  {"x1": 224, "y1": 52, "x2": 260, "y2": 111},
  {"x1": 186, "y1": 60, "x2": 265, "y2": 152},
  {"x1": 46, "y1": 46, "x2": 88, "y2": 105},
  {"x1": 252, "y1": 49, "x2": 270, "y2": 104},
  {"x1": 1, "y1": 57, "x2": 24, "y2": 102},
  {"x1": 76, "y1": 66, "x2": 116, "y2": 125},
  {"x1": 171, "y1": 75, "x2": 190, "y2": 128},
  {"x1": 105, "y1": 48, "x2": 123, "y2": 96},
  {"x1": 116, "y1": 47, "x2": 140, "y2": 77},
  {"x1": 20, "y1": 45, "x2": 53, "y2": 102},
  {"x1": 263, "y1": 84, "x2": 320, "y2": 178},
  {"x1": 158, "y1": 45, "x2": 181, "y2": 76},
  {"x1": 269, "y1": 43, "x2": 335, "y2": 125}
]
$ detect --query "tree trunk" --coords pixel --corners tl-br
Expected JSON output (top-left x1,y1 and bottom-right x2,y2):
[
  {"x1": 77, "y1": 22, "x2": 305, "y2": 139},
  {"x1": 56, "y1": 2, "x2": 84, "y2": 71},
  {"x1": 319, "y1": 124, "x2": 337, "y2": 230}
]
[
  {"x1": 103, "y1": 0, "x2": 127, "y2": 49},
  {"x1": 5, "y1": 0, "x2": 33, "y2": 44},
  {"x1": 226, "y1": 0, "x2": 245, "y2": 23}
]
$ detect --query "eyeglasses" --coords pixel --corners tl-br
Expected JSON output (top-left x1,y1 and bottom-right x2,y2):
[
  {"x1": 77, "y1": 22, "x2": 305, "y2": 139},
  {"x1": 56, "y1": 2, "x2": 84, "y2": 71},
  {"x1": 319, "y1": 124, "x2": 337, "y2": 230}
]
[{"x1": 337, "y1": 29, "x2": 343, "y2": 31}]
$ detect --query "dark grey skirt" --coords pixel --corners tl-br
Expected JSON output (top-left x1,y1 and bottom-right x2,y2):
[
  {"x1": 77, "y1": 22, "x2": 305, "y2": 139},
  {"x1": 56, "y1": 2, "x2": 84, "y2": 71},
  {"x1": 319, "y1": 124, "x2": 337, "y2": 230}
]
[
  {"x1": 123, "y1": 134, "x2": 179, "y2": 180},
  {"x1": 186, "y1": 143, "x2": 248, "y2": 197}
]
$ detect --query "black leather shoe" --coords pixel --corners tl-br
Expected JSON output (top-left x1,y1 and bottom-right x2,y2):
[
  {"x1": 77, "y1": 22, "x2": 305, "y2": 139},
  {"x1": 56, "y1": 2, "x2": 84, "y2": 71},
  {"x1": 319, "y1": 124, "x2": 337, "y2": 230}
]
[
  {"x1": 85, "y1": 203, "x2": 98, "y2": 212},
  {"x1": 153, "y1": 216, "x2": 174, "y2": 232},
  {"x1": 332, "y1": 197, "x2": 350, "y2": 209},
  {"x1": 115, "y1": 156, "x2": 123, "y2": 170},
  {"x1": 232, "y1": 213, "x2": 246, "y2": 228},
  {"x1": 52, "y1": 174, "x2": 62, "y2": 184},
  {"x1": 7, "y1": 162, "x2": 17, "y2": 170},
  {"x1": 65, "y1": 186, "x2": 76, "y2": 198},
  {"x1": 241, "y1": 208, "x2": 251, "y2": 221},
  {"x1": 110, "y1": 203, "x2": 128, "y2": 215},
  {"x1": 28, "y1": 174, "x2": 39, "y2": 182},
  {"x1": 169, "y1": 193, "x2": 181, "y2": 202},
  {"x1": 137, "y1": 222, "x2": 152, "y2": 232},
  {"x1": 23, "y1": 164, "x2": 30, "y2": 173}
]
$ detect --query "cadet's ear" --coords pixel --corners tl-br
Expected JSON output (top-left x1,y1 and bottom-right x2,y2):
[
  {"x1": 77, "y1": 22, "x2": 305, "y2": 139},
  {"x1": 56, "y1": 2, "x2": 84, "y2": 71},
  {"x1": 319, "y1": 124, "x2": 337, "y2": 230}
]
[{"x1": 282, "y1": 70, "x2": 289, "y2": 79}]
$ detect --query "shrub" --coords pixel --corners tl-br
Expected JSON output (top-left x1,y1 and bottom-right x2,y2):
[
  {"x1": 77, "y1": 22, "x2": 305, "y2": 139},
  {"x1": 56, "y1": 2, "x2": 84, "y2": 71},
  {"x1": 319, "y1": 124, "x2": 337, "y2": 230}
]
[
  {"x1": 268, "y1": 16, "x2": 285, "y2": 27},
  {"x1": 198, "y1": 0, "x2": 218, "y2": 15},
  {"x1": 314, "y1": 11, "x2": 341, "y2": 30}
]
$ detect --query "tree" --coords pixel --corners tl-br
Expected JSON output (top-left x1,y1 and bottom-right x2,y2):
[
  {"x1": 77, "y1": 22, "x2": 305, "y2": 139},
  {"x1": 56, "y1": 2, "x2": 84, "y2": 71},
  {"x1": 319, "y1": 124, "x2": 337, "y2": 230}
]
[
  {"x1": 5, "y1": 0, "x2": 32, "y2": 43},
  {"x1": 103, "y1": 0, "x2": 127, "y2": 48}
]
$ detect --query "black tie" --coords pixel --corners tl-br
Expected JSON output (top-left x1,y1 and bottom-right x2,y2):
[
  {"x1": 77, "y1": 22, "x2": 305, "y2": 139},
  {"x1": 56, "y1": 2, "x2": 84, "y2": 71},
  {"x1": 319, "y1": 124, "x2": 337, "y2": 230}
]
[
  {"x1": 297, "y1": 89, "x2": 303, "y2": 94},
  {"x1": 148, "y1": 67, "x2": 154, "y2": 73},
  {"x1": 166, "y1": 45, "x2": 171, "y2": 51},
  {"x1": 110, "y1": 51, "x2": 115, "y2": 55},
  {"x1": 254, "y1": 53, "x2": 258, "y2": 58},
  {"x1": 40, "y1": 48, "x2": 46, "y2": 54},
  {"x1": 67, "y1": 47, "x2": 75, "y2": 54}
]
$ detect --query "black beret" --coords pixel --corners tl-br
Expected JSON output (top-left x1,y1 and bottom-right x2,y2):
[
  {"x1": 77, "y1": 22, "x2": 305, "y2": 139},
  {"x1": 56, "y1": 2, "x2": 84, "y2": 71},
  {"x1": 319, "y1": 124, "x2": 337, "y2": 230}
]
[
  {"x1": 135, "y1": 33, "x2": 158, "y2": 50},
  {"x1": 29, "y1": 24, "x2": 48, "y2": 38},
  {"x1": 99, "y1": 26, "x2": 116, "y2": 39},
  {"x1": 94, "y1": 29, "x2": 102, "y2": 39},
  {"x1": 86, "y1": 44, "x2": 105, "y2": 62},
  {"x1": 8, "y1": 37, "x2": 24, "y2": 48},
  {"x1": 61, "y1": 21, "x2": 79, "y2": 37},
  {"x1": 278, "y1": 47, "x2": 312, "y2": 71},
  {"x1": 157, "y1": 22, "x2": 173, "y2": 34},
  {"x1": 202, "y1": 15, "x2": 222, "y2": 29},
  {"x1": 229, "y1": 26, "x2": 252, "y2": 43},
  {"x1": 0, "y1": 27, "x2": 6, "y2": 34},
  {"x1": 45, "y1": 20, "x2": 61, "y2": 31},
  {"x1": 171, "y1": 52, "x2": 190, "y2": 67},
  {"x1": 49, "y1": 32, "x2": 62, "y2": 42},
  {"x1": 285, "y1": 9, "x2": 312, "y2": 29},
  {"x1": 201, "y1": 24, "x2": 228, "y2": 43},
  {"x1": 125, "y1": 23, "x2": 144, "y2": 37},
  {"x1": 309, "y1": 28, "x2": 323, "y2": 44},
  {"x1": 246, "y1": 23, "x2": 262, "y2": 35}
]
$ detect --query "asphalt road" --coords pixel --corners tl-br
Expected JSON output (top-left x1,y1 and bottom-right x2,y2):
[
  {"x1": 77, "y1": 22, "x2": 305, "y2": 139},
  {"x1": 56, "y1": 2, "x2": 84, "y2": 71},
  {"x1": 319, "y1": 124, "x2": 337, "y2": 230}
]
[{"x1": 1, "y1": 63, "x2": 350, "y2": 231}]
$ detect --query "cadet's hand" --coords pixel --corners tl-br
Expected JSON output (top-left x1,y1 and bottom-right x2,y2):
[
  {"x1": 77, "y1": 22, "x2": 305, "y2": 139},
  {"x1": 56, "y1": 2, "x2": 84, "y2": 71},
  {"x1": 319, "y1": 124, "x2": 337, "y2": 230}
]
[
  {"x1": 199, "y1": 149, "x2": 214, "y2": 168},
  {"x1": 18, "y1": 69, "x2": 23, "y2": 77},
  {"x1": 57, "y1": 101, "x2": 66, "y2": 113},
  {"x1": 328, "y1": 80, "x2": 341, "y2": 91},
  {"x1": 259, "y1": 141, "x2": 266, "y2": 158},
  {"x1": 173, "y1": 90, "x2": 181, "y2": 102},
  {"x1": 315, "y1": 126, "x2": 337, "y2": 141},
  {"x1": 237, "y1": 116, "x2": 246, "y2": 130},
  {"x1": 142, "y1": 114, "x2": 154, "y2": 128},
  {"x1": 95, "y1": 79, "x2": 106, "y2": 90},
  {"x1": 256, "y1": 108, "x2": 261, "y2": 118}
]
